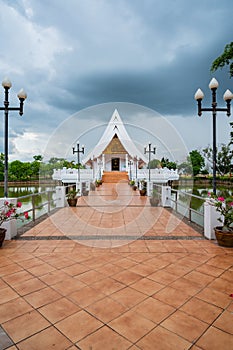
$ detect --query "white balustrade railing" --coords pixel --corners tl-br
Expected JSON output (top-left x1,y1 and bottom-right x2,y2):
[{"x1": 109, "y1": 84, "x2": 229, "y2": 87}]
[
  {"x1": 132, "y1": 168, "x2": 179, "y2": 182},
  {"x1": 52, "y1": 168, "x2": 94, "y2": 182}
]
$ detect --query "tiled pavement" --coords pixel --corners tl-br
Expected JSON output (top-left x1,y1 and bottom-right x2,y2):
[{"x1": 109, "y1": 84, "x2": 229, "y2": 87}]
[{"x1": 0, "y1": 182, "x2": 233, "y2": 349}]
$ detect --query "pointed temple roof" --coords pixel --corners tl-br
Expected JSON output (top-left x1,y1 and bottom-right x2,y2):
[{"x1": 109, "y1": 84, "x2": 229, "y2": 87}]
[{"x1": 83, "y1": 109, "x2": 147, "y2": 164}]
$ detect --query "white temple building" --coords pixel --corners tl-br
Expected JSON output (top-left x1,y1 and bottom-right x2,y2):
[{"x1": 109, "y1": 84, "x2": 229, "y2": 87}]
[
  {"x1": 52, "y1": 109, "x2": 179, "y2": 189},
  {"x1": 83, "y1": 109, "x2": 147, "y2": 173}
]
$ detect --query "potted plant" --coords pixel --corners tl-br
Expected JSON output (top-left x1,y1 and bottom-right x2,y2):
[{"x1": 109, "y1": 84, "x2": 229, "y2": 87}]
[
  {"x1": 95, "y1": 179, "x2": 102, "y2": 187},
  {"x1": 208, "y1": 192, "x2": 233, "y2": 247},
  {"x1": 0, "y1": 201, "x2": 29, "y2": 247},
  {"x1": 90, "y1": 182, "x2": 96, "y2": 191},
  {"x1": 66, "y1": 189, "x2": 79, "y2": 207},
  {"x1": 129, "y1": 180, "x2": 137, "y2": 190},
  {"x1": 150, "y1": 189, "x2": 160, "y2": 206},
  {"x1": 139, "y1": 180, "x2": 147, "y2": 196}
]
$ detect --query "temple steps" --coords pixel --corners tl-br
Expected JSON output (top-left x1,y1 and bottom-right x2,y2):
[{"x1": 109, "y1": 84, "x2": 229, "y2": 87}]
[{"x1": 102, "y1": 171, "x2": 129, "y2": 183}]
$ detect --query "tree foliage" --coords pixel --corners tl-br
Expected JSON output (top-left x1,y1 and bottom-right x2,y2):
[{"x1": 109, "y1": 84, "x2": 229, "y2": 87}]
[
  {"x1": 0, "y1": 154, "x2": 87, "y2": 182},
  {"x1": 33, "y1": 155, "x2": 43, "y2": 162},
  {"x1": 202, "y1": 144, "x2": 233, "y2": 175},
  {"x1": 178, "y1": 150, "x2": 204, "y2": 176},
  {"x1": 189, "y1": 150, "x2": 205, "y2": 176},
  {"x1": 210, "y1": 42, "x2": 233, "y2": 78},
  {"x1": 230, "y1": 122, "x2": 233, "y2": 145},
  {"x1": 160, "y1": 157, "x2": 177, "y2": 170},
  {"x1": 178, "y1": 160, "x2": 192, "y2": 175},
  {"x1": 147, "y1": 159, "x2": 161, "y2": 169}
]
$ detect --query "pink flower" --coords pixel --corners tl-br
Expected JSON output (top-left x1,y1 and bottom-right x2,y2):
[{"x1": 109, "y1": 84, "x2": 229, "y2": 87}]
[
  {"x1": 217, "y1": 197, "x2": 225, "y2": 202},
  {"x1": 6, "y1": 211, "x2": 11, "y2": 217},
  {"x1": 207, "y1": 192, "x2": 211, "y2": 197},
  {"x1": 24, "y1": 212, "x2": 29, "y2": 219},
  {"x1": 17, "y1": 202, "x2": 22, "y2": 208},
  {"x1": 229, "y1": 202, "x2": 233, "y2": 207},
  {"x1": 4, "y1": 201, "x2": 9, "y2": 205}
]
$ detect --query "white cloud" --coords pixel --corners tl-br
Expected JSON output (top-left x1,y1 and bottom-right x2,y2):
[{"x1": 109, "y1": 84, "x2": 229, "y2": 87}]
[
  {"x1": 0, "y1": 1, "x2": 72, "y2": 80},
  {"x1": 10, "y1": 131, "x2": 48, "y2": 161},
  {"x1": 0, "y1": 0, "x2": 232, "y2": 162}
]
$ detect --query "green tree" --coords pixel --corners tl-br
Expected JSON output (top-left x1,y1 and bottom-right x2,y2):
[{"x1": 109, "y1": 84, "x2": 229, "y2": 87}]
[
  {"x1": 161, "y1": 157, "x2": 177, "y2": 170},
  {"x1": 230, "y1": 122, "x2": 233, "y2": 145},
  {"x1": 203, "y1": 144, "x2": 233, "y2": 175},
  {"x1": 48, "y1": 157, "x2": 65, "y2": 164},
  {"x1": 189, "y1": 150, "x2": 205, "y2": 176},
  {"x1": 30, "y1": 161, "x2": 40, "y2": 179},
  {"x1": 178, "y1": 160, "x2": 192, "y2": 175},
  {"x1": 33, "y1": 155, "x2": 43, "y2": 162},
  {"x1": 211, "y1": 42, "x2": 233, "y2": 78},
  {"x1": 9, "y1": 160, "x2": 32, "y2": 181},
  {"x1": 63, "y1": 160, "x2": 76, "y2": 168},
  {"x1": 147, "y1": 159, "x2": 161, "y2": 169}
]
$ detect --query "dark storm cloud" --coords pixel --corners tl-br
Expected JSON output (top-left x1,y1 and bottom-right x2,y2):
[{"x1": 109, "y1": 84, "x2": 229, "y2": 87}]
[{"x1": 0, "y1": 0, "x2": 233, "y2": 160}]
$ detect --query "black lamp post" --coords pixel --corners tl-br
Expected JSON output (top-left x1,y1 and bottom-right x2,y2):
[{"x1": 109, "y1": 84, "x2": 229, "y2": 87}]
[
  {"x1": 144, "y1": 142, "x2": 156, "y2": 181},
  {"x1": 72, "y1": 142, "x2": 84, "y2": 182},
  {"x1": 195, "y1": 78, "x2": 233, "y2": 195},
  {"x1": 0, "y1": 78, "x2": 27, "y2": 198}
]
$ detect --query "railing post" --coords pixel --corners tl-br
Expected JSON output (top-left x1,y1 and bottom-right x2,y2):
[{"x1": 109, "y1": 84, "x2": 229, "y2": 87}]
[
  {"x1": 188, "y1": 204, "x2": 192, "y2": 222},
  {"x1": 32, "y1": 195, "x2": 36, "y2": 222},
  {"x1": 48, "y1": 191, "x2": 51, "y2": 213},
  {"x1": 147, "y1": 181, "x2": 153, "y2": 196},
  {"x1": 55, "y1": 186, "x2": 66, "y2": 207},
  {"x1": 204, "y1": 200, "x2": 222, "y2": 240},
  {"x1": 161, "y1": 186, "x2": 171, "y2": 207}
]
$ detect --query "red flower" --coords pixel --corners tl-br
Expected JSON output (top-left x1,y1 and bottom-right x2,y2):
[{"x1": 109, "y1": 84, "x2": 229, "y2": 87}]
[
  {"x1": 217, "y1": 197, "x2": 225, "y2": 202},
  {"x1": 4, "y1": 201, "x2": 9, "y2": 205},
  {"x1": 24, "y1": 212, "x2": 29, "y2": 219},
  {"x1": 17, "y1": 202, "x2": 22, "y2": 208}
]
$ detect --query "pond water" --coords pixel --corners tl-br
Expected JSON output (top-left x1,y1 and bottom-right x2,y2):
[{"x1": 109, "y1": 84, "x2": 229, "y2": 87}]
[
  {"x1": 0, "y1": 185, "x2": 56, "y2": 225},
  {"x1": 172, "y1": 183, "x2": 232, "y2": 227}
]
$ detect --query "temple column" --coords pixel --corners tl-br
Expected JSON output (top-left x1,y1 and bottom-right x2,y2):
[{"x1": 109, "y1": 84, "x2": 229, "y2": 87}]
[
  {"x1": 102, "y1": 154, "x2": 105, "y2": 171},
  {"x1": 135, "y1": 156, "x2": 138, "y2": 180},
  {"x1": 125, "y1": 154, "x2": 128, "y2": 172}
]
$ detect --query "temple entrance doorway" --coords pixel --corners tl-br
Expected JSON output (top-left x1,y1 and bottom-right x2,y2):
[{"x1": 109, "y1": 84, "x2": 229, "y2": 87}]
[{"x1": 111, "y1": 158, "x2": 120, "y2": 171}]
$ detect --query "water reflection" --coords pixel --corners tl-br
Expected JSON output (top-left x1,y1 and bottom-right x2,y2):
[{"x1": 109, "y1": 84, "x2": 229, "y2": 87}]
[
  {"x1": 172, "y1": 184, "x2": 233, "y2": 227},
  {"x1": 0, "y1": 185, "x2": 56, "y2": 225}
]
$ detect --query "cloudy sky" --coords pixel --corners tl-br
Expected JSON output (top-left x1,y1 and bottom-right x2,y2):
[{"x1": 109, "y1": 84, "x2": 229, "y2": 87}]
[{"x1": 0, "y1": 0, "x2": 233, "y2": 163}]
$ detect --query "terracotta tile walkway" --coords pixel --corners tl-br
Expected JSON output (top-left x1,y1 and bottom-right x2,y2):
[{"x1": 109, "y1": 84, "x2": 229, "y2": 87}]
[{"x1": 0, "y1": 182, "x2": 233, "y2": 349}]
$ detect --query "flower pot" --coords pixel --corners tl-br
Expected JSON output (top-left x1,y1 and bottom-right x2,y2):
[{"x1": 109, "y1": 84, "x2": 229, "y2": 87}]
[
  {"x1": 214, "y1": 226, "x2": 233, "y2": 248},
  {"x1": 67, "y1": 198, "x2": 78, "y2": 207},
  {"x1": 150, "y1": 198, "x2": 159, "y2": 207},
  {"x1": 0, "y1": 228, "x2": 6, "y2": 248},
  {"x1": 140, "y1": 189, "x2": 146, "y2": 196}
]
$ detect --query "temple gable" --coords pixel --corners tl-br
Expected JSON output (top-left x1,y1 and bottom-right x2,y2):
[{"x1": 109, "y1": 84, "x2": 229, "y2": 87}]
[{"x1": 103, "y1": 134, "x2": 127, "y2": 154}]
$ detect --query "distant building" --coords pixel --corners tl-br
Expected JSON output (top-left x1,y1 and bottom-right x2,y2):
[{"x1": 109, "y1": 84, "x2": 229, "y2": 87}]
[
  {"x1": 82, "y1": 109, "x2": 147, "y2": 173},
  {"x1": 52, "y1": 109, "x2": 179, "y2": 187}
]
